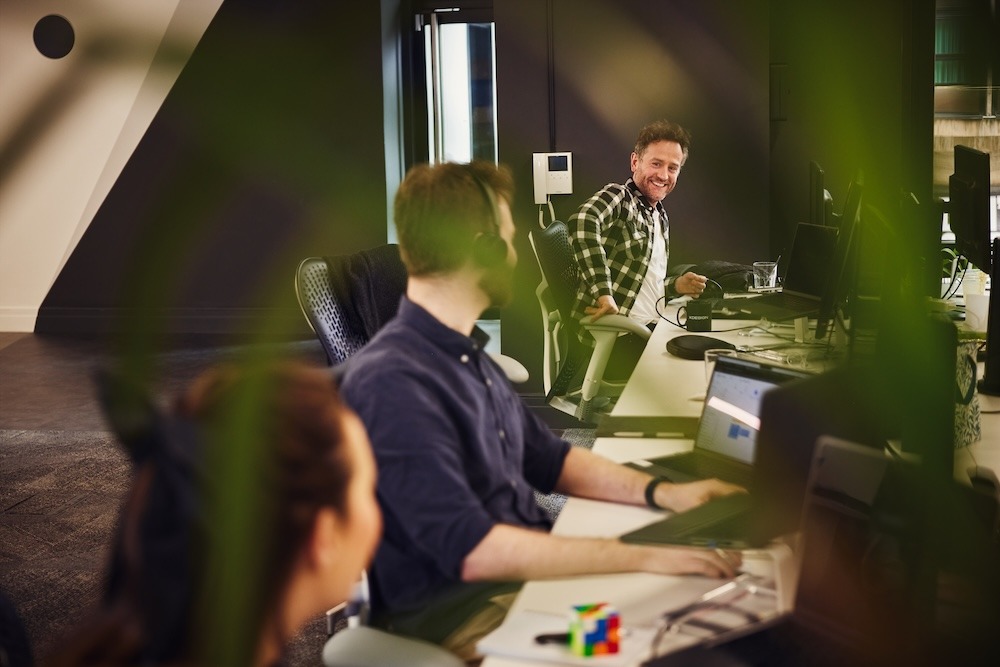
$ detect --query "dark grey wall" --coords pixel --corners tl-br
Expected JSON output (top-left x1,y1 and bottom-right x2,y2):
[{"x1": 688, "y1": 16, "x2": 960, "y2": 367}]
[
  {"x1": 768, "y1": 0, "x2": 936, "y2": 293},
  {"x1": 496, "y1": 0, "x2": 771, "y2": 391},
  {"x1": 37, "y1": 0, "x2": 390, "y2": 341}
]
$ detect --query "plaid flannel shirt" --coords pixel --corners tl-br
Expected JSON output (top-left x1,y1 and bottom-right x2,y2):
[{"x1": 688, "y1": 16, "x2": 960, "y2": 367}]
[{"x1": 568, "y1": 179, "x2": 675, "y2": 342}]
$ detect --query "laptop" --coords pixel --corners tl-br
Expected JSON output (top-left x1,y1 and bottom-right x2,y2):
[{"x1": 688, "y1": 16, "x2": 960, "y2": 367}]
[
  {"x1": 625, "y1": 355, "x2": 811, "y2": 490},
  {"x1": 712, "y1": 223, "x2": 839, "y2": 321},
  {"x1": 642, "y1": 437, "x2": 894, "y2": 667},
  {"x1": 620, "y1": 365, "x2": 885, "y2": 550}
]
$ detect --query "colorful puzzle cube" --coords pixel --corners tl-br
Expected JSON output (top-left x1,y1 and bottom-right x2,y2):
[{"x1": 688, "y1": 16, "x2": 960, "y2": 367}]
[{"x1": 568, "y1": 602, "x2": 620, "y2": 656}]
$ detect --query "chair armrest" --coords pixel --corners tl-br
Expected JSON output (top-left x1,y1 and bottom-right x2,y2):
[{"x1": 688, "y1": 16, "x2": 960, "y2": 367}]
[
  {"x1": 323, "y1": 626, "x2": 464, "y2": 667},
  {"x1": 580, "y1": 313, "x2": 652, "y2": 339},
  {"x1": 489, "y1": 353, "x2": 530, "y2": 384}
]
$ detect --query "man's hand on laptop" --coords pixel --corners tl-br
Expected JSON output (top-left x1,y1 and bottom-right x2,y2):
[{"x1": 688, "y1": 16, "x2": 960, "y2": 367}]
[
  {"x1": 636, "y1": 543, "x2": 742, "y2": 579},
  {"x1": 654, "y1": 478, "x2": 747, "y2": 514}
]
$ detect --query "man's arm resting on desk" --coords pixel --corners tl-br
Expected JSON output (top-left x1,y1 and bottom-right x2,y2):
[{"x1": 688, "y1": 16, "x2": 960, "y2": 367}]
[
  {"x1": 460, "y1": 524, "x2": 739, "y2": 583},
  {"x1": 459, "y1": 449, "x2": 743, "y2": 583},
  {"x1": 553, "y1": 447, "x2": 744, "y2": 513}
]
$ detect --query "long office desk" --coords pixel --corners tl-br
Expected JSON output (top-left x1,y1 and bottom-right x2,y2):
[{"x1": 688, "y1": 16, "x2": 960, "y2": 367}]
[
  {"x1": 614, "y1": 307, "x2": 1000, "y2": 480},
  {"x1": 612, "y1": 310, "x2": 827, "y2": 418},
  {"x1": 479, "y1": 437, "x2": 798, "y2": 667},
  {"x1": 482, "y1": 303, "x2": 1000, "y2": 665}
]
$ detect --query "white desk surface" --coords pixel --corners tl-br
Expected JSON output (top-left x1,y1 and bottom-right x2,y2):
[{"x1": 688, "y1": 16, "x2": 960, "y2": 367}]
[
  {"x1": 480, "y1": 438, "x2": 799, "y2": 667},
  {"x1": 612, "y1": 306, "x2": 831, "y2": 418},
  {"x1": 481, "y1": 307, "x2": 1000, "y2": 666},
  {"x1": 613, "y1": 305, "x2": 1000, "y2": 482}
]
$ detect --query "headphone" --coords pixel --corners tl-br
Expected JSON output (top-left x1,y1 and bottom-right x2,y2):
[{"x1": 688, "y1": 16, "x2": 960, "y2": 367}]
[{"x1": 469, "y1": 174, "x2": 510, "y2": 268}]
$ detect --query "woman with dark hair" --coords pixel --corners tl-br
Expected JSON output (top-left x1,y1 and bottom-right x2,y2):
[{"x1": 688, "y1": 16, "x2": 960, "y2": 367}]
[{"x1": 47, "y1": 362, "x2": 381, "y2": 667}]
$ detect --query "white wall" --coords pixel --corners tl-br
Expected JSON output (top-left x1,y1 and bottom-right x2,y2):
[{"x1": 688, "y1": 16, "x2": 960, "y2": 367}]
[{"x1": 0, "y1": 0, "x2": 222, "y2": 331}]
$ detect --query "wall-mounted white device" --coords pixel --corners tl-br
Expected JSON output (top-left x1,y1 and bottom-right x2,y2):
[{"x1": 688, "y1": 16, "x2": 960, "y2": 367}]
[{"x1": 532, "y1": 152, "x2": 573, "y2": 204}]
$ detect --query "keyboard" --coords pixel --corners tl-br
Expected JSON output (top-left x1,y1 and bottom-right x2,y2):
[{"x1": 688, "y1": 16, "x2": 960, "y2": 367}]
[
  {"x1": 657, "y1": 492, "x2": 753, "y2": 537},
  {"x1": 646, "y1": 452, "x2": 754, "y2": 489}
]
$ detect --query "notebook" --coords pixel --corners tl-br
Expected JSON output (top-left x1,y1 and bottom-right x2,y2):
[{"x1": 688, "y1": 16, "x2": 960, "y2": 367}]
[
  {"x1": 712, "y1": 223, "x2": 839, "y2": 321},
  {"x1": 625, "y1": 355, "x2": 811, "y2": 490}
]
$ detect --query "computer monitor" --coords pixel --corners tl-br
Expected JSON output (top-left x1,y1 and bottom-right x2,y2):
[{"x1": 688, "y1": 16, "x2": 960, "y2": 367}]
[
  {"x1": 945, "y1": 146, "x2": 999, "y2": 395},
  {"x1": 948, "y1": 145, "x2": 992, "y2": 273},
  {"x1": 809, "y1": 160, "x2": 834, "y2": 227},
  {"x1": 815, "y1": 178, "x2": 863, "y2": 340}
]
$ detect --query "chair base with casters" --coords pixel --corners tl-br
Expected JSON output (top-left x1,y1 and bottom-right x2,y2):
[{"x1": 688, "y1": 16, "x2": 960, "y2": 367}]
[{"x1": 539, "y1": 298, "x2": 650, "y2": 423}]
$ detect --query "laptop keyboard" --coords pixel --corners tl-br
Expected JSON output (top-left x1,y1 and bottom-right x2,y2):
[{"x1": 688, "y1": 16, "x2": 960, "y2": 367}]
[
  {"x1": 655, "y1": 452, "x2": 754, "y2": 488},
  {"x1": 658, "y1": 492, "x2": 752, "y2": 536}
]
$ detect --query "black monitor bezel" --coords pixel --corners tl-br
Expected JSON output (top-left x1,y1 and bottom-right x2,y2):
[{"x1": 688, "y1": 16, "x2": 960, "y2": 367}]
[
  {"x1": 815, "y1": 178, "x2": 863, "y2": 340},
  {"x1": 948, "y1": 145, "x2": 992, "y2": 274}
]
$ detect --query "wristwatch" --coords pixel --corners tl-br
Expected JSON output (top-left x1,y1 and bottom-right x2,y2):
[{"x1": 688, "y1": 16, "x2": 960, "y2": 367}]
[{"x1": 644, "y1": 476, "x2": 670, "y2": 510}]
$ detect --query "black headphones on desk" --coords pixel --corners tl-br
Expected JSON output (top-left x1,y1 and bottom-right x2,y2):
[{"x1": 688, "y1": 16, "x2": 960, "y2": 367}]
[{"x1": 470, "y1": 174, "x2": 510, "y2": 268}]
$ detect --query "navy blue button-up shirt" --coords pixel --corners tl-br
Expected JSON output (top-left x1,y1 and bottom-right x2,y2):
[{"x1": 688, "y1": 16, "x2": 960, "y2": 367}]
[{"x1": 341, "y1": 298, "x2": 571, "y2": 616}]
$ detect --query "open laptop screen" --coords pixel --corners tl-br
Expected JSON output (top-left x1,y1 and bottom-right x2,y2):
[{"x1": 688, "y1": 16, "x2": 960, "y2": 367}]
[{"x1": 694, "y1": 356, "x2": 810, "y2": 464}]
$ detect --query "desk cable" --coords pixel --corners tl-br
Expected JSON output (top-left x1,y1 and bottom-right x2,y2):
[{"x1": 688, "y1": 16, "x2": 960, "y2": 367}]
[{"x1": 942, "y1": 258, "x2": 968, "y2": 300}]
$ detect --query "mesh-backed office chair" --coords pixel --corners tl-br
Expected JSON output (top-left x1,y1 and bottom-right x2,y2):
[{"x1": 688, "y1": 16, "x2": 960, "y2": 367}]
[
  {"x1": 529, "y1": 220, "x2": 651, "y2": 422},
  {"x1": 295, "y1": 256, "x2": 368, "y2": 365},
  {"x1": 295, "y1": 252, "x2": 528, "y2": 383}
]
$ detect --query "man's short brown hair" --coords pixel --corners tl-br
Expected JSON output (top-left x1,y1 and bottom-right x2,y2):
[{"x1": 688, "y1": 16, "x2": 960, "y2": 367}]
[
  {"x1": 634, "y1": 119, "x2": 692, "y2": 161},
  {"x1": 394, "y1": 161, "x2": 515, "y2": 276}
]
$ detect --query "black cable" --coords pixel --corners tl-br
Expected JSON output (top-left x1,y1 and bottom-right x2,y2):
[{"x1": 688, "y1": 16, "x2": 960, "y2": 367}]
[
  {"x1": 944, "y1": 259, "x2": 969, "y2": 300},
  {"x1": 654, "y1": 296, "x2": 687, "y2": 329}
]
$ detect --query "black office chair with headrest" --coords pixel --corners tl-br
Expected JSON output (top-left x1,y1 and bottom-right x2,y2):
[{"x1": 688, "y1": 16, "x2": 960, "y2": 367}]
[
  {"x1": 295, "y1": 246, "x2": 529, "y2": 383},
  {"x1": 529, "y1": 220, "x2": 651, "y2": 421},
  {"x1": 295, "y1": 256, "x2": 368, "y2": 366}
]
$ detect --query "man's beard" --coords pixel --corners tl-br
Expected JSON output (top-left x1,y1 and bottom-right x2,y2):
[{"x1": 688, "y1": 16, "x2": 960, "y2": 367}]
[{"x1": 479, "y1": 261, "x2": 515, "y2": 308}]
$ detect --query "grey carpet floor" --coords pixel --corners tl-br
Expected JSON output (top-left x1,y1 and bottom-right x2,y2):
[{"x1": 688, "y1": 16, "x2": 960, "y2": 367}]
[{"x1": 1, "y1": 423, "x2": 596, "y2": 665}]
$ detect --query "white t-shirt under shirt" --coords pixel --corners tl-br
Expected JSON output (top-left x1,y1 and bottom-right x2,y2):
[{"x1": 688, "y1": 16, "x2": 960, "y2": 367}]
[{"x1": 629, "y1": 209, "x2": 668, "y2": 326}]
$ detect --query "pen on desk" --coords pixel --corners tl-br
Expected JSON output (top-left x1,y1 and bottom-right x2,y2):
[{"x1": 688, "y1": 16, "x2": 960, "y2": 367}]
[{"x1": 533, "y1": 632, "x2": 569, "y2": 645}]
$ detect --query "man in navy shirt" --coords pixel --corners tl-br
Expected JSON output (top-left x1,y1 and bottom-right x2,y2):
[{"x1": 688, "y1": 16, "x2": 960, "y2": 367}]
[{"x1": 341, "y1": 161, "x2": 742, "y2": 661}]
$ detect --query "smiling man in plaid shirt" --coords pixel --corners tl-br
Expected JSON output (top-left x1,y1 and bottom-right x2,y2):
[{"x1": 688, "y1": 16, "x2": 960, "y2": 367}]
[{"x1": 568, "y1": 119, "x2": 708, "y2": 380}]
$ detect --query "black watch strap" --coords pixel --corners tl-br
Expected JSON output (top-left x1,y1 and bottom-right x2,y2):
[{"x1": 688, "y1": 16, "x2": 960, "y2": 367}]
[{"x1": 644, "y1": 476, "x2": 669, "y2": 510}]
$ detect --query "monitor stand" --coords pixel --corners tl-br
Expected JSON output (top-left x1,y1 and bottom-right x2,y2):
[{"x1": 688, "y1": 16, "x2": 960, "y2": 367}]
[
  {"x1": 977, "y1": 238, "x2": 1000, "y2": 395},
  {"x1": 793, "y1": 316, "x2": 809, "y2": 343}
]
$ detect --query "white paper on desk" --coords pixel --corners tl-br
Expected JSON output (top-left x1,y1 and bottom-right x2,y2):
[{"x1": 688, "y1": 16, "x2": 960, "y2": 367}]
[{"x1": 476, "y1": 610, "x2": 689, "y2": 666}]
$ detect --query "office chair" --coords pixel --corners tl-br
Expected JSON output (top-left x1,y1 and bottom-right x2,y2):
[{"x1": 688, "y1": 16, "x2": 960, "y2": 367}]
[
  {"x1": 528, "y1": 220, "x2": 651, "y2": 422},
  {"x1": 321, "y1": 572, "x2": 462, "y2": 667},
  {"x1": 294, "y1": 252, "x2": 528, "y2": 383},
  {"x1": 295, "y1": 256, "x2": 368, "y2": 365}
]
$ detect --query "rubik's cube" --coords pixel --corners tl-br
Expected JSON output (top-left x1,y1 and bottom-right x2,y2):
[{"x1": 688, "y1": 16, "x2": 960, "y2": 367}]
[{"x1": 568, "y1": 603, "x2": 620, "y2": 656}]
